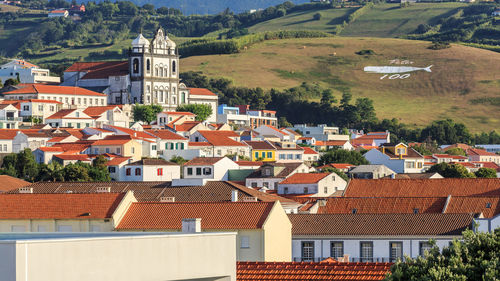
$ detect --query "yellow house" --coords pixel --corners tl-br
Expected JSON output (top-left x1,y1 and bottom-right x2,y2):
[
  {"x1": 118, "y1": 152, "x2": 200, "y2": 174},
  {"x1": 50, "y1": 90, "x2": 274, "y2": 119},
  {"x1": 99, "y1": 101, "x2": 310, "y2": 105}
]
[
  {"x1": 0, "y1": 191, "x2": 136, "y2": 232},
  {"x1": 90, "y1": 135, "x2": 142, "y2": 160},
  {"x1": 244, "y1": 140, "x2": 277, "y2": 162},
  {"x1": 116, "y1": 201, "x2": 292, "y2": 262}
]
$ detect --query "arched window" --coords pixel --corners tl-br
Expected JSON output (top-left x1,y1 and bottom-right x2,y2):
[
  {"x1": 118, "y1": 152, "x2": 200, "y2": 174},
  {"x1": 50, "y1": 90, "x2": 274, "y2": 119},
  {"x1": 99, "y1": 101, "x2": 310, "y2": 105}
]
[
  {"x1": 135, "y1": 168, "x2": 141, "y2": 176},
  {"x1": 126, "y1": 168, "x2": 131, "y2": 176},
  {"x1": 159, "y1": 67, "x2": 163, "y2": 77},
  {"x1": 133, "y1": 58, "x2": 139, "y2": 74},
  {"x1": 172, "y1": 61, "x2": 176, "y2": 73},
  {"x1": 146, "y1": 59, "x2": 150, "y2": 73},
  {"x1": 155, "y1": 67, "x2": 159, "y2": 77},
  {"x1": 164, "y1": 67, "x2": 168, "y2": 77}
]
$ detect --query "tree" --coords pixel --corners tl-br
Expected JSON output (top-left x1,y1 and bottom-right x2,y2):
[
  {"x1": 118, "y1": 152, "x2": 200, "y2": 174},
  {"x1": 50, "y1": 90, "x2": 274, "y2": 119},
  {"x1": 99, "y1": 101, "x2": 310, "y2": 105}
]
[
  {"x1": 427, "y1": 162, "x2": 475, "y2": 178},
  {"x1": 37, "y1": 162, "x2": 65, "y2": 182},
  {"x1": 133, "y1": 104, "x2": 163, "y2": 124},
  {"x1": 170, "y1": 156, "x2": 187, "y2": 165},
  {"x1": 445, "y1": 147, "x2": 466, "y2": 156},
  {"x1": 279, "y1": 117, "x2": 292, "y2": 128},
  {"x1": 340, "y1": 92, "x2": 352, "y2": 107},
  {"x1": 320, "y1": 89, "x2": 337, "y2": 105},
  {"x1": 63, "y1": 163, "x2": 91, "y2": 182},
  {"x1": 318, "y1": 148, "x2": 369, "y2": 166},
  {"x1": 313, "y1": 12, "x2": 321, "y2": 21},
  {"x1": 4, "y1": 78, "x2": 19, "y2": 87},
  {"x1": 475, "y1": 168, "x2": 497, "y2": 178},
  {"x1": 176, "y1": 104, "x2": 213, "y2": 122},
  {"x1": 386, "y1": 228, "x2": 500, "y2": 281}
]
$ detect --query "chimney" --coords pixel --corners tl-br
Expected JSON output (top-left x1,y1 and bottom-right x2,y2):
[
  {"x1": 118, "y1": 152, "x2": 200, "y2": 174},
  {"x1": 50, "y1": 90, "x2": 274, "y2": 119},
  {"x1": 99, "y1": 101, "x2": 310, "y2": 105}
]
[
  {"x1": 231, "y1": 190, "x2": 238, "y2": 202},
  {"x1": 96, "y1": 186, "x2": 111, "y2": 193},
  {"x1": 19, "y1": 187, "x2": 33, "y2": 194},
  {"x1": 182, "y1": 218, "x2": 201, "y2": 233},
  {"x1": 442, "y1": 195, "x2": 452, "y2": 213}
]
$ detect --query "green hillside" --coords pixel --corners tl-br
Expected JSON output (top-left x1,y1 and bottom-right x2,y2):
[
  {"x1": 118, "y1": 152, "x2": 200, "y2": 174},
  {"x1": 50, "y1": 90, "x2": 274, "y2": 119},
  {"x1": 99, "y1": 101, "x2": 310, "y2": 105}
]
[
  {"x1": 248, "y1": 3, "x2": 467, "y2": 37},
  {"x1": 181, "y1": 37, "x2": 500, "y2": 133}
]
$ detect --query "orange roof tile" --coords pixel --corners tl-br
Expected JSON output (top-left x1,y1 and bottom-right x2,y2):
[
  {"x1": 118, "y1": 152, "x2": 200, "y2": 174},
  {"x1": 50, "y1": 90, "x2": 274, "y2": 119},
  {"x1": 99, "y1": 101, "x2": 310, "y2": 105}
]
[
  {"x1": 53, "y1": 154, "x2": 92, "y2": 161},
  {"x1": 319, "y1": 163, "x2": 356, "y2": 170},
  {"x1": 433, "y1": 154, "x2": 468, "y2": 159},
  {"x1": 0, "y1": 129, "x2": 19, "y2": 140},
  {"x1": 280, "y1": 173, "x2": 330, "y2": 184},
  {"x1": 83, "y1": 106, "x2": 120, "y2": 117},
  {"x1": 170, "y1": 121, "x2": 201, "y2": 132},
  {"x1": 188, "y1": 141, "x2": 211, "y2": 146},
  {"x1": 38, "y1": 146, "x2": 64, "y2": 152},
  {"x1": 188, "y1": 88, "x2": 217, "y2": 96},
  {"x1": 3, "y1": 84, "x2": 106, "y2": 96},
  {"x1": 0, "y1": 175, "x2": 31, "y2": 192},
  {"x1": 0, "y1": 193, "x2": 125, "y2": 219},
  {"x1": 467, "y1": 148, "x2": 498, "y2": 157},
  {"x1": 301, "y1": 146, "x2": 318, "y2": 155},
  {"x1": 236, "y1": 161, "x2": 264, "y2": 166},
  {"x1": 446, "y1": 196, "x2": 500, "y2": 218},
  {"x1": 318, "y1": 197, "x2": 447, "y2": 214},
  {"x1": 65, "y1": 61, "x2": 129, "y2": 79},
  {"x1": 106, "y1": 156, "x2": 131, "y2": 166},
  {"x1": 185, "y1": 157, "x2": 225, "y2": 166},
  {"x1": 237, "y1": 261, "x2": 392, "y2": 281},
  {"x1": 92, "y1": 135, "x2": 133, "y2": 146},
  {"x1": 344, "y1": 178, "x2": 500, "y2": 197},
  {"x1": 145, "y1": 129, "x2": 187, "y2": 140},
  {"x1": 116, "y1": 201, "x2": 275, "y2": 230},
  {"x1": 197, "y1": 130, "x2": 246, "y2": 147},
  {"x1": 316, "y1": 140, "x2": 348, "y2": 146}
]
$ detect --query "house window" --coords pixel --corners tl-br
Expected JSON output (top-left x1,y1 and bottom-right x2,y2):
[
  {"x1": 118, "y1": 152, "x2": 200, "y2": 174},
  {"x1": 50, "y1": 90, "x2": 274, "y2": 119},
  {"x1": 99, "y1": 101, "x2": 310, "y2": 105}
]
[
  {"x1": 303, "y1": 187, "x2": 309, "y2": 194},
  {"x1": 105, "y1": 148, "x2": 110, "y2": 153},
  {"x1": 251, "y1": 182, "x2": 257, "y2": 188},
  {"x1": 38, "y1": 105, "x2": 43, "y2": 111},
  {"x1": 301, "y1": 241, "x2": 314, "y2": 262},
  {"x1": 254, "y1": 152, "x2": 259, "y2": 159},
  {"x1": 196, "y1": 167, "x2": 202, "y2": 175},
  {"x1": 279, "y1": 154, "x2": 285, "y2": 160},
  {"x1": 295, "y1": 154, "x2": 301, "y2": 159},
  {"x1": 324, "y1": 186, "x2": 328, "y2": 194},
  {"x1": 284, "y1": 187, "x2": 288, "y2": 194},
  {"x1": 396, "y1": 148, "x2": 406, "y2": 155},
  {"x1": 146, "y1": 59, "x2": 150, "y2": 72},
  {"x1": 135, "y1": 168, "x2": 141, "y2": 176},
  {"x1": 330, "y1": 242, "x2": 343, "y2": 259},
  {"x1": 152, "y1": 145, "x2": 157, "y2": 151},
  {"x1": 217, "y1": 149, "x2": 222, "y2": 156},
  {"x1": 23, "y1": 105, "x2": 30, "y2": 110},
  {"x1": 406, "y1": 161, "x2": 415, "y2": 168},
  {"x1": 157, "y1": 168, "x2": 163, "y2": 176},
  {"x1": 77, "y1": 123, "x2": 81, "y2": 129},
  {"x1": 417, "y1": 162, "x2": 423, "y2": 168},
  {"x1": 203, "y1": 167, "x2": 212, "y2": 175},
  {"x1": 126, "y1": 168, "x2": 131, "y2": 176},
  {"x1": 261, "y1": 152, "x2": 265, "y2": 158},
  {"x1": 108, "y1": 167, "x2": 116, "y2": 173},
  {"x1": 287, "y1": 154, "x2": 293, "y2": 160},
  {"x1": 187, "y1": 168, "x2": 193, "y2": 175},
  {"x1": 263, "y1": 182, "x2": 269, "y2": 188},
  {"x1": 131, "y1": 147, "x2": 135, "y2": 154},
  {"x1": 180, "y1": 143, "x2": 184, "y2": 149},
  {"x1": 390, "y1": 242, "x2": 403, "y2": 262},
  {"x1": 241, "y1": 236, "x2": 250, "y2": 249},
  {"x1": 1, "y1": 144, "x2": 5, "y2": 151},
  {"x1": 267, "y1": 152, "x2": 272, "y2": 158},
  {"x1": 172, "y1": 61, "x2": 176, "y2": 73},
  {"x1": 419, "y1": 242, "x2": 433, "y2": 256},
  {"x1": 360, "y1": 242, "x2": 373, "y2": 262},
  {"x1": 116, "y1": 148, "x2": 121, "y2": 154}
]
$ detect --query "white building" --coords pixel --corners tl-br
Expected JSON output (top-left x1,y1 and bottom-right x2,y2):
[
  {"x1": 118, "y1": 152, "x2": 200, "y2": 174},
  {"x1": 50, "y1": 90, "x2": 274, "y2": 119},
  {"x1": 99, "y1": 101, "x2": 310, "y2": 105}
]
[
  {"x1": 45, "y1": 109, "x2": 95, "y2": 128},
  {"x1": 364, "y1": 143, "x2": 425, "y2": 174},
  {"x1": 0, "y1": 59, "x2": 60, "y2": 84},
  {"x1": 48, "y1": 9, "x2": 69, "y2": 17},
  {"x1": 17, "y1": 99, "x2": 62, "y2": 121},
  {"x1": 245, "y1": 162, "x2": 314, "y2": 191},
  {"x1": 0, "y1": 104, "x2": 21, "y2": 129},
  {"x1": 2, "y1": 84, "x2": 107, "y2": 109},
  {"x1": 183, "y1": 157, "x2": 239, "y2": 181},
  {"x1": 123, "y1": 158, "x2": 181, "y2": 181},
  {"x1": 278, "y1": 172, "x2": 346, "y2": 196},
  {"x1": 289, "y1": 213, "x2": 474, "y2": 262},
  {"x1": 292, "y1": 124, "x2": 342, "y2": 141}
]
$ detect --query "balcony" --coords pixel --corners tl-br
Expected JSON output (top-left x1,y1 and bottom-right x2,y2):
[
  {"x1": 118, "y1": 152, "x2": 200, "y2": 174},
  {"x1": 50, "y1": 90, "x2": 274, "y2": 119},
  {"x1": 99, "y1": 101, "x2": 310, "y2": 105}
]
[
  {"x1": 293, "y1": 257, "x2": 401, "y2": 263},
  {"x1": 0, "y1": 116, "x2": 23, "y2": 122}
]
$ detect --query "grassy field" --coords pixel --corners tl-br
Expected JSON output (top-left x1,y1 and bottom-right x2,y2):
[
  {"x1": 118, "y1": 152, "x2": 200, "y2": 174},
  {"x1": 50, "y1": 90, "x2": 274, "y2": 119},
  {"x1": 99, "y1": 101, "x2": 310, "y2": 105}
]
[
  {"x1": 249, "y1": 7, "x2": 356, "y2": 34},
  {"x1": 341, "y1": 3, "x2": 467, "y2": 37},
  {"x1": 181, "y1": 37, "x2": 500, "y2": 133},
  {"x1": 246, "y1": 3, "x2": 467, "y2": 37}
]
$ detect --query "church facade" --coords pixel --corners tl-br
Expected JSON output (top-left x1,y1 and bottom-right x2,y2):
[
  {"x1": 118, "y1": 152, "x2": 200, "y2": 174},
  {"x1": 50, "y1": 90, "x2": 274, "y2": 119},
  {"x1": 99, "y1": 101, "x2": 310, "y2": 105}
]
[{"x1": 62, "y1": 28, "x2": 217, "y2": 121}]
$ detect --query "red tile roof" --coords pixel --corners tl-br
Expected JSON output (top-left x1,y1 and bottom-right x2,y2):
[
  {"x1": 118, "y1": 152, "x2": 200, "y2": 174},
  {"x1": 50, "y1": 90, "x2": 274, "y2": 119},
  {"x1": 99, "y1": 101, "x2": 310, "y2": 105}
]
[
  {"x1": 0, "y1": 193, "x2": 125, "y2": 219},
  {"x1": 244, "y1": 141, "x2": 276, "y2": 150},
  {"x1": 0, "y1": 129, "x2": 19, "y2": 140},
  {"x1": 46, "y1": 109, "x2": 87, "y2": 120},
  {"x1": 53, "y1": 154, "x2": 92, "y2": 161},
  {"x1": 38, "y1": 146, "x2": 64, "y2": 152},
  {"x1": 316, "y1": 140, "x2": 348, "y2": 146},
  {"x1": 3, "y1": 84, "x2": 106, "y2": 96},
  {"x1": 51, "y1": 141, "x2": 93, "y2": 152},
  {"x1": 145, "y1": 129, "x2": 187, "y2": 140},
  {"x1": 105, "y1": 125, "x2": 155, "y2": 140},
  {"x1": 319, "y1": 163, "x2": 356, "y2": 170},
  {"x1": 83, "y1": 106, "x2": 120, "y2": 117},
  {"x1": 105, "y1": 156, "x2": 131, "y2": 166},
  {"x1": 188, "y1": 88, "x2": 217, "y2": 96},
  {"x1": 280, "y1": 173, "x2": 330, "y2": 184},
  {"x1": 344, "y1": 179, "x2": 500, "y2": 197},
  {"x1": 188, "y1": 141, "x2": 211, "y2": 146},
  {"x1": 116, "y1": 201, "x2": 275, "y2": 230},
  {"x1": 472, "y1": 161, "x2": 500, "y2": 171},
  {"x1": 289, "y1": 213, "x2": 474, "y2": 236},
  {"x1": 0, "y1": 175, "x2": 31, "y2": 192},
  {"x1": 197, "y1": 130, "x2": 246, "y2": 147},
  {"x1": 185, "y1": 157, "x2": 225, "y2": 166},
  {"x1": 446, "y1": 196, "x2": 500, "y2": 218},
  {"x1": 19, "y1": 99, "x2": 62, "y2": 104},
  {"x1": 92, "y1": 135, "x2": 133, "y2": 146},
  {"x1": 318, "y1": 197, "x2": 447, "y2": 214},
  {"x1": 301, "y1": 146, "x2": 318, "y2": 155},
  {"x1": 433, "y1": 154, "x2": 468, "y2": 159},
  {"x1": 65, "y1": 61, "x2": 129, "y2": 79},
  {"x1": 237, "y1": 261, "x2": 392, "y2": 281},
  {"x1": 467, "y1": 148, "x2": 498, "y2": 157},
  {"x1": 237, "y1": 161, "x2": 264, "y2": 167},
  {"x1": 169, "y1": 121, "x2": 201, "y2": 132},
  {"x1": 162, "y1": 111, "x2": 195, "y2": 115}
]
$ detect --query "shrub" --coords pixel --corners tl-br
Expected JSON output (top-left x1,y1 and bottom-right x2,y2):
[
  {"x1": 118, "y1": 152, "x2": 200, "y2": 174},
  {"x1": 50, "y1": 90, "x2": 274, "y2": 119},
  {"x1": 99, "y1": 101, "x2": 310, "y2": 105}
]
[{"x1": 313, "y1": 12, "x2": 321, "y2": 21}]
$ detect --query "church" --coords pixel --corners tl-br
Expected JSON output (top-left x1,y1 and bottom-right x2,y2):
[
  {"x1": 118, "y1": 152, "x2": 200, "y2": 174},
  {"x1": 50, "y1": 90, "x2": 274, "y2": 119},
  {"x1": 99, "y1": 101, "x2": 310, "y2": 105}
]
[{"x1": 62, "y1": 28, "x2": 218, "y2": 122}]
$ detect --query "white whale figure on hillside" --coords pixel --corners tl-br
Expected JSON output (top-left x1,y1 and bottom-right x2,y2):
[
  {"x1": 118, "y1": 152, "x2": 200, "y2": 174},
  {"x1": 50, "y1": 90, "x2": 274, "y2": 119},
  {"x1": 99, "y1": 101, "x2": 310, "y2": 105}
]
[{"x1": 364, "y1": 65, "x2": 433, "y2": 74}]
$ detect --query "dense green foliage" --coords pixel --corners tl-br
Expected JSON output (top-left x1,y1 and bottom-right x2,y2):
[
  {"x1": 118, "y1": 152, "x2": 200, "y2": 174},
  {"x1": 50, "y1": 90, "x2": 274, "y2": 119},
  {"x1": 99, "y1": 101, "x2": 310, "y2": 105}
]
[
  {"x1": 0, "y1": 149, "x2": 110, "y2": 182},
  {"x1": 318, "y1": 149, "x2": 369, "y2": 166},
  {"x1": 386, "y1": 229, "x2": 500, "y2": 281},
  {"x1": 445, "y1": 147, "x2": 466, "y2": 156},
  {"x1": 408, "y1": 4, "x2": 500, "y2": 47},
  {"x1": 132, "y1": 104, "x2": 163, "y2": 124},
  {"x1": 176, "y1": 104, "x2": 213, "y2": 121},
  {"x1": 427, "y1": 162, "x2": 475, "y2": 178},
  {"x1": 474, "y1": 167, "x2": 498, "y2": 178}
]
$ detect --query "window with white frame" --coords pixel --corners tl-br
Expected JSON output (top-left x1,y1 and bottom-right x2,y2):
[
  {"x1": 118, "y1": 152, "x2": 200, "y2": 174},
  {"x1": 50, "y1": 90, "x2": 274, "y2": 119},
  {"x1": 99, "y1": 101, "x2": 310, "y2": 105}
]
[
  {"x1": 419, "y1": 241, "x2": 433, "y2": 256},
  {"x1": 301, "y1": 241, "x2": 314, "y2": 261},
  {"x1": 390, "y1": 242, "x2": 403, "y2": 262},
  {"x1": 330, "y1": 241, "x2": 343, "y2": 259},
  {"x1": 240, "y1": 236, "x2": 250, "y2": 248},
  {"x1": 360, "y1": 242, "x2": 373, "y2": 262}
]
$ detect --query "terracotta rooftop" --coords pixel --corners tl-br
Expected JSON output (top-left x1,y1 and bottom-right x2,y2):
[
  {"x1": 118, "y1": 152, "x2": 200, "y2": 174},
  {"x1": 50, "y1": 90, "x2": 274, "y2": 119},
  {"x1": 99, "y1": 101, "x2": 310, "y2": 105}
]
[
  {"x1": 105, "y1": 156, "x2": 131, "y2": 166},
  {"x1": 169, "y1": 121, "x2": 201, "y2": 132},
  {"x1": 344, "y1": 179, "x2": 500, "y2": 197},
  {"x1": 247, "y1": 163, "x2": 304, "y2": 179},
  {"x1": 145, "y1": 129, "x2": 187, "y2": 140},
  {"x1": 3, "y1": 84, "x2": 106, "y2": 96},
  {"x1": 0, "y1": 193, "x2": 125, "y2": 219},
  {"x1": 65, "y1": 61, "x2": 129, "y2": 79},
  {"x1": 126, "y1": 158, "x2": 179, "y2": 166},
  {"x1": 243, "y1": 140, "x2": 276, "y2": 150},
  {"x1": 319, "y1": 163, "x2": 356, "y2": 170},
  {"x1": 188, "y1": 88, "x2": 217, "y2": 96},
  {"x1": 197, "y1": 130, "x2": 246, "y2": 147},
  {"x1": 289, "y1": 213, "x2": 474, "y2": 236},
  {"x1": 83, "y1": 106, "x2": 120, "y2": 117},
  {"x1": 0, "y1": 129, "x2": 19, "y2": 140},
  {"x1": 318, "y1": 197, "x2": 447, "y2": 214},
  {"x1": 446, "y1": 196, "x2": 500, "y2": 218},
  {"x1": 116, "y1": 201, "x2": 275, "y2": 230},
  {"x1": 236, "y1": 161, "x2": 264, "y2": 167},
  {"x1": 185, "y1": 157, "x2": 225, "y2": 166},
  {"x1": 280, "y1": 173, "x2": 330, "y2": 184},
  {"x1": 0, "y1": 175, "x2": 31, "y2": 192},
  {"x1": 92, "y1": 135, "x2": 133, "y2": 146},
  {"x1": 316, "y1": 140, "x2": 349, "y2": 146},
  {"x1": 467, "y1": 148, "x2": 498, "y2": 157},
  {"x1": 302, "y1": 146, "x2": 319, "y2": 155},
  {"x1": 237, "y1": 260, "x2": 392, "y2": 281}
]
